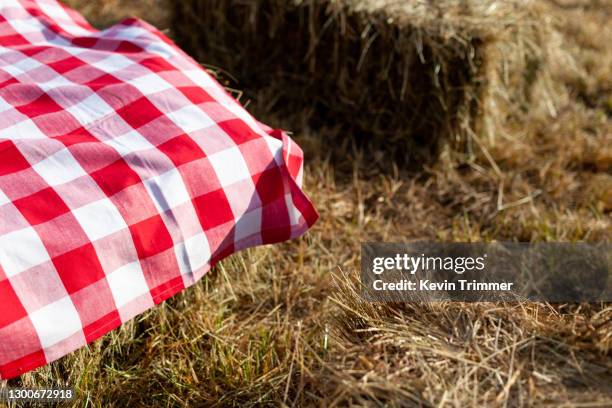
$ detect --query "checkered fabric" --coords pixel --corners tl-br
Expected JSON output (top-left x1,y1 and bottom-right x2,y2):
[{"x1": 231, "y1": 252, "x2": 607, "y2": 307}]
[{"x1": 0, "y1": 0, "x2": 317, "y2": 379}]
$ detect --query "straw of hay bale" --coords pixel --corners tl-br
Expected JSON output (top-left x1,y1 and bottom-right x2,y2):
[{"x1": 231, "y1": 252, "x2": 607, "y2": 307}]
[
  {"x1": 64, "y1": 0, "x2": 169, "y2": 29},
  {"x1": 171, "y1": 0, "x2": 552, "y2": 164}
]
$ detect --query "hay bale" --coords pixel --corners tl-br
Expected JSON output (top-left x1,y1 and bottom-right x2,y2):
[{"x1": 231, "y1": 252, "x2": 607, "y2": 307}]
[
  {"x1": 64, "y1": 0, "x2": 169, "y2": 29},
  {"x1": 171, "y1": 0, "x2": 545, "y2": 163}
]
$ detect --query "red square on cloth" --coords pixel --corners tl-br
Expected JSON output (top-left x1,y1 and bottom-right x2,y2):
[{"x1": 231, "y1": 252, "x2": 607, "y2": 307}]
[
  {"x1": 116, "y1": 96, "x2": 164, "y2": 129},
  {"x1": 52, "y1": 243, "x2": 106, "y2": 294},
  {"x1": 129, "y1": 215, "x2": 174, "y2": 259},
  {"x1": 90, "y1": 158, "x2": 142, "y2": 197},
  {"x1": 0, "y1": 141, "x2": 30, "y2": 176},
  {"x1": 193, "y1": 188, "x2": 235, "y2": 230},
  {"x1": 157, "y1": 133, "x2": 206, "y2": 167},
  {"x1": 0, "y1": 280, "x2": 27, "y2": 329},
  {"x1": 13, "y1": 187, "x2": 71, "y2": 225},
  {"x1": 15, "y1": 93, "x2": 64, "y2": 118}
]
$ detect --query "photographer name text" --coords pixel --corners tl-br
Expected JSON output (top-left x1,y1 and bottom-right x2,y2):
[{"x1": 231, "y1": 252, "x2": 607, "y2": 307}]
[{"x1": 372, "y1": 279, "x2": 514, "y2": 291}]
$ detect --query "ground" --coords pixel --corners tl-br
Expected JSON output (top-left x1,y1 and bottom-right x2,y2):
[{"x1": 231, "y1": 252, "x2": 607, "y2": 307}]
[{"x1": 3, "y1": 0, "x2": 611, "y2": 406}]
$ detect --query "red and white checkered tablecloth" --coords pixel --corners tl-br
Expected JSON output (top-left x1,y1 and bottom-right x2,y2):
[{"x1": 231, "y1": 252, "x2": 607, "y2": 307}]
[{"x1": 0, "y1": 0, "x2": 317, "y2": 379}]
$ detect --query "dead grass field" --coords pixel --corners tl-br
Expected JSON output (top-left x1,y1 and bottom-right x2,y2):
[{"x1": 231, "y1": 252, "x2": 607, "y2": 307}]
[{"x1": 3, "y1": 0, "x2": 611, "y2": 406}]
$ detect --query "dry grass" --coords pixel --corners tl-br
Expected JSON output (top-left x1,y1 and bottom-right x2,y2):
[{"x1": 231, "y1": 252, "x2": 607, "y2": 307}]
[{"x1": 2, "y1": 0, "x2": 611, "y2": 406}]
